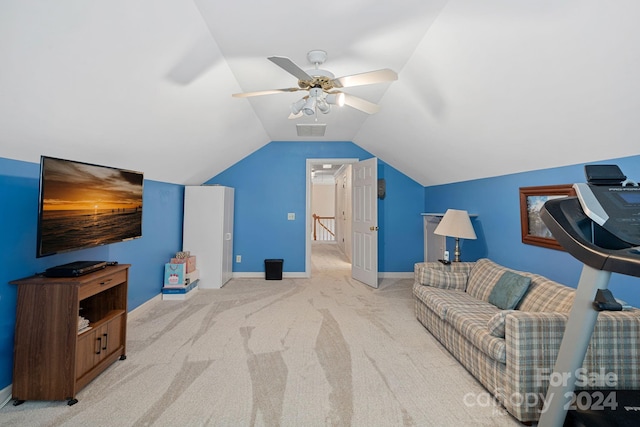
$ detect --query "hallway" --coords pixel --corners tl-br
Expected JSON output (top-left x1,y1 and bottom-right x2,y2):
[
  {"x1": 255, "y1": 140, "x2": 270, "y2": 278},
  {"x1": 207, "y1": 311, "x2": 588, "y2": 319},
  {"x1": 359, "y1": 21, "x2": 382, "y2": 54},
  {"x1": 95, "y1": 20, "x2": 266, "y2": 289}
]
[{"x1": 310, "y1": 242, "x2": 350, "y2": 274}]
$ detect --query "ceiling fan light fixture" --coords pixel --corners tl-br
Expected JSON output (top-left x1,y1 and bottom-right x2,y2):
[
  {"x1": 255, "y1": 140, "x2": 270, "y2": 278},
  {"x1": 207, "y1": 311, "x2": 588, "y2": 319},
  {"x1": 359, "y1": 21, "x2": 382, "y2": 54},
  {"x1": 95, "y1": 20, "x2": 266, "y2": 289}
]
[
  {"x1": 302, "y1": 97, "x2": 316, "y2": 115},
  {"x1": 308, "y1": 87, "x2": 324, "y2": 98},
  {"x1": 291, "y1": 98, "x2": 306, "y2": 115},
  {"x1": 317, "y1": 99, "x2": 330, "y2": 114},
  {"x1": 326, "y1": 93, "x2": 345, "y2": 107}
]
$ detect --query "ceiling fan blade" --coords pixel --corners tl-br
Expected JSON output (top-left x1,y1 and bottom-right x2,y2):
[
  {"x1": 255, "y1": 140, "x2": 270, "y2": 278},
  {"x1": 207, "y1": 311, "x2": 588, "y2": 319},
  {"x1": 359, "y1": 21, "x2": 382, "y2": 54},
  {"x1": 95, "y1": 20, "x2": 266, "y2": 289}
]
[
  {"x1": 165, "y1": 36, "x2": 220, "y2": 85},
  {"x1": 232, "y1": 87, "x2": 301, "y2": 98},
  {"x1": 332, "y1": 69, "x2": 398, "y2": 89},
  {"x1": 288, "y1": 111, "x2": 303, "y2": 120},
  {"x1": 341, "y1": 93, "x2": 381, "y2": 114},
  {"x1": 268, "y1": 56, "x2": 313, "y2": 81}
]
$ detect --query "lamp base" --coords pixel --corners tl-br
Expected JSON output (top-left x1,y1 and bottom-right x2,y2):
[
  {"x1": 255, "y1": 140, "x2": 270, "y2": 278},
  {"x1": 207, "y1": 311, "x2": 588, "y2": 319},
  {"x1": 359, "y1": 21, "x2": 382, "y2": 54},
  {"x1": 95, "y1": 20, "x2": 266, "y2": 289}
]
[{"x1": 453, "y1": 237, "x2": 462, "y2": 262}]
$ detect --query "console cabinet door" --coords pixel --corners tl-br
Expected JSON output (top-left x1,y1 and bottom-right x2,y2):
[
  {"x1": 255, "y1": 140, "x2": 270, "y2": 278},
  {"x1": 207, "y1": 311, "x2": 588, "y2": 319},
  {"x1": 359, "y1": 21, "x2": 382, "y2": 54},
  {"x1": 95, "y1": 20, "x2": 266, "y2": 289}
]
[
  {"x1": 102, "y1": 314, "x2": 124, "y2": 359},
  {"x1": 76, "y1": 328, "x2": 100, "y2": 380},
  {"x1": 75, "y1": 314, "x2": 124, "y2": 381}
]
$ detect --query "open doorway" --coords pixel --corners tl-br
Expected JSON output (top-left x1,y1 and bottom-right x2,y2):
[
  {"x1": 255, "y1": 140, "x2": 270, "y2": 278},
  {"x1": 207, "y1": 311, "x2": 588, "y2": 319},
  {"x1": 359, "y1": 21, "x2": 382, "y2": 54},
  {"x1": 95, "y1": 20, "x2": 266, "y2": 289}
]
[{"x1": 305, "y1": 158, "x2": 357, "y2": 277}]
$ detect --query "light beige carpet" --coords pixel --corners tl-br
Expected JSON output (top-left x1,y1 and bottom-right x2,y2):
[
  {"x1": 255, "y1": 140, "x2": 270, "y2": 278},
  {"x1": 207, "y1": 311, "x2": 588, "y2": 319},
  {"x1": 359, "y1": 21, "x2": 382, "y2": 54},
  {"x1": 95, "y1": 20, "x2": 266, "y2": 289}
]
[{"x1": 0, "y1": 244, "x2": 521, "y2": 426}]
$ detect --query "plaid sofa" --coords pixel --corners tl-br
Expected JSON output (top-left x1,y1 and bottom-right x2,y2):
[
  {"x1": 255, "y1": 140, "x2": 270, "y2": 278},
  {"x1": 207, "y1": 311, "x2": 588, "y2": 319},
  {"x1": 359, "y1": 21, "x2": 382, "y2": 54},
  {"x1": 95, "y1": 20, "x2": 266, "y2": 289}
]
[{"x1": 413, "y1": 258, "x2": 640, "y2": 423}]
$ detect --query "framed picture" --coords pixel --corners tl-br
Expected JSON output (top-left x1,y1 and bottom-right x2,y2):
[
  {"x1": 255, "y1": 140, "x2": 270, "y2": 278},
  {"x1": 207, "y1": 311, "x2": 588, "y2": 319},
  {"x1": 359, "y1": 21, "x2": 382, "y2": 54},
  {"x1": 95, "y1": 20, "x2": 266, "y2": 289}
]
[{"x1": 519, "y1": 184, "x2": 576, "y2": 250}]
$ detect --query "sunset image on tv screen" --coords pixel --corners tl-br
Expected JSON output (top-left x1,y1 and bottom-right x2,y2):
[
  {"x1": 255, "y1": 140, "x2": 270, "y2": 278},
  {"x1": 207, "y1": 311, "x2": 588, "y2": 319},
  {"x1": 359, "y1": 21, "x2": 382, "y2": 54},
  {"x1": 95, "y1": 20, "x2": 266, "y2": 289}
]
[{"x1": 38, "y1": 157, "x2": 143, "y2": 257}]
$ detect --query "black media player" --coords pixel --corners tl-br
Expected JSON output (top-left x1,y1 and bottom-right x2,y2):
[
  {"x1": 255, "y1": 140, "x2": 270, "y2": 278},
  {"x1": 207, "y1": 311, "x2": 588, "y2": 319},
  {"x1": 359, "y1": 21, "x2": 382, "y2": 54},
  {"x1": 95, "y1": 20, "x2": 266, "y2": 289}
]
[{"x1": 44, "y1": 261, "x2": 107, "y2": 277}]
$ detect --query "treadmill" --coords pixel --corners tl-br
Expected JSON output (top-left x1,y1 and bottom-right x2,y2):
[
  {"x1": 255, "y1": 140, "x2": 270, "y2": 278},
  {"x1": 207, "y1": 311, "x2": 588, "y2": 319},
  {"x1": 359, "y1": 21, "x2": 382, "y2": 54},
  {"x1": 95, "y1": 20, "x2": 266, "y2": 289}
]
[{"x1": 538, "y1": 164, "x2": 640, "y2": 427}]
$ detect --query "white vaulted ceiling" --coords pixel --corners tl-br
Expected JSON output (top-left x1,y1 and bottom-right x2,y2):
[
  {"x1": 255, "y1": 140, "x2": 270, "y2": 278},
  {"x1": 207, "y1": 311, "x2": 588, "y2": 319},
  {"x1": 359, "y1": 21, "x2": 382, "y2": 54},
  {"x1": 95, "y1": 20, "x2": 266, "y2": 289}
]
[{"x1": 2, "y1": 1, "x2": 639, "y2": 186}]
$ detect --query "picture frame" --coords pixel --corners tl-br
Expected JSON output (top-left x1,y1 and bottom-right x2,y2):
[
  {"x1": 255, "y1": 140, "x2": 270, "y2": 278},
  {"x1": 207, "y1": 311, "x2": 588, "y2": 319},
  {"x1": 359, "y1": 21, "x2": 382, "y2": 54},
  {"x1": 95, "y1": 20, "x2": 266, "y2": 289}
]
[{"x1": 519, "y1": 184, "x2": 576, "y2": 250}]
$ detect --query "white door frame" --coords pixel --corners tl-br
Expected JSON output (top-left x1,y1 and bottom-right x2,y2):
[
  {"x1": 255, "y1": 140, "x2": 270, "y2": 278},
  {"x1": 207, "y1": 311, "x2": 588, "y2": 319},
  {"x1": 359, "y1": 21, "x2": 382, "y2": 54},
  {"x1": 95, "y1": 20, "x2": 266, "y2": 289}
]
[{"x1": 305, "y1": 158, "x2": 358, "y2": 277}]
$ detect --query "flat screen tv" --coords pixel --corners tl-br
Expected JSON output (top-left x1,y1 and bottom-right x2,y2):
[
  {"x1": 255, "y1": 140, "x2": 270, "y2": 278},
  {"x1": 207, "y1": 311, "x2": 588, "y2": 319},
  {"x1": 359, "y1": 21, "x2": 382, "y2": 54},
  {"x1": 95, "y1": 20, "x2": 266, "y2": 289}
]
[{"x1": 36, "y1": 156, "x2": 144, "y2": 258}]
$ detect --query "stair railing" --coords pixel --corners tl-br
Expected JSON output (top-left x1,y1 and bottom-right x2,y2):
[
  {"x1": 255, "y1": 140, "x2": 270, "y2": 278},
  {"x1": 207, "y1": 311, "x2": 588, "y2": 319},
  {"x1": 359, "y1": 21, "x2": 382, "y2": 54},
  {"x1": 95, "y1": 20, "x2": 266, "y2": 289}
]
[{"x1": 312, "y1": 214, "x2": 336, "y2": 241}]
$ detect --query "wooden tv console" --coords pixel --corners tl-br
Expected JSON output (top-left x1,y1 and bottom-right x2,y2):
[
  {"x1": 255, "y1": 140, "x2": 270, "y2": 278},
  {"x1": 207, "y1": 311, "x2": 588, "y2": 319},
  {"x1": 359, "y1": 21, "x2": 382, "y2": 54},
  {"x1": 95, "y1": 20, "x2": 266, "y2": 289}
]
[{"x1": 10, "y1": 264, "x2": 130, "y2": 405}]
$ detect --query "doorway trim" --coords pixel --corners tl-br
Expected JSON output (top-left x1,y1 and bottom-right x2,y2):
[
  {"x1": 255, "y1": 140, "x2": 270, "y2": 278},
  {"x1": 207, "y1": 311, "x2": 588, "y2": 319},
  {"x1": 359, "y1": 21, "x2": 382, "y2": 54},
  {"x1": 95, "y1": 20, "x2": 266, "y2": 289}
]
[{"x1": 305, "y1": 158, "x2": 359, "y2": 277}]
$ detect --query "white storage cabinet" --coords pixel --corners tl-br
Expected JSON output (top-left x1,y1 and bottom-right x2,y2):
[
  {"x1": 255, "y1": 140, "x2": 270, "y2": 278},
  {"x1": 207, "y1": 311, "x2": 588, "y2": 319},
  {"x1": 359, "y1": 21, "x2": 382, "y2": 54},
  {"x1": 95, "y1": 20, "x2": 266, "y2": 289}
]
[{"x1": 183, "y1": 186, "x2": 234, "y2": 288}]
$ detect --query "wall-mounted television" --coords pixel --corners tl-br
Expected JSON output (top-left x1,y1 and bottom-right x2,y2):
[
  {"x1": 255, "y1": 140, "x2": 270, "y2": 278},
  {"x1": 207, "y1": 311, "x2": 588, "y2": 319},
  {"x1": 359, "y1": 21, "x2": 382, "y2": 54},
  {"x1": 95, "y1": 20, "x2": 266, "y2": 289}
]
[{"x1": 36, "y1": 156, "x2": 144, "y2": 258}]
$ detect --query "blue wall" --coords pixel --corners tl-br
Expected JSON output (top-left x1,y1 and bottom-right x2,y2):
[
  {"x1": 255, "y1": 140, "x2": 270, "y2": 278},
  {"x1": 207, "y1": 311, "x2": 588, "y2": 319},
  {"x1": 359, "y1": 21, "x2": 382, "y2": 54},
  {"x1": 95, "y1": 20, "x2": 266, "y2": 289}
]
[
  {"x1": 377, "y1": 158, "x2": 426, "y2": 272},
  {"x1": 5, "y1": 146, "x2": 639, "y2": 394},
  {"x1": 206, "y1": 141, "x2": 425, "y2": 273},
  {"x1": 0, "y1": 157, "x2": 183, "y2": 391},
  {"x1": 425, "y1": 155, "x2": 640, "y2": 308}
]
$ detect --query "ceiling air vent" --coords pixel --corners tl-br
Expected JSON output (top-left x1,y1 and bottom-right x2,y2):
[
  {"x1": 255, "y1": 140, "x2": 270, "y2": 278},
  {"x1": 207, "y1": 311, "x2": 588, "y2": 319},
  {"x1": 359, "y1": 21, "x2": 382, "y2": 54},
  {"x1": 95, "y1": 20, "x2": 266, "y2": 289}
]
[{"x1": 296, "y1": 124, "x2": 326, "y2": 137}]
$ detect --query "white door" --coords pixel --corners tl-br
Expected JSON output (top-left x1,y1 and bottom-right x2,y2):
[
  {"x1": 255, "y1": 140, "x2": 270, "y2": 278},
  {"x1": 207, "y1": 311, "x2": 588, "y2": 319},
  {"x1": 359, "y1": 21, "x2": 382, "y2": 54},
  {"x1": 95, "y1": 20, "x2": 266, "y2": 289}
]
[
  {"x1": 352, "y1": 157, "x2": 378, "y2": 288},
  {"x1": 424, "y1": 215, "x2": 445, "y2": 262}
]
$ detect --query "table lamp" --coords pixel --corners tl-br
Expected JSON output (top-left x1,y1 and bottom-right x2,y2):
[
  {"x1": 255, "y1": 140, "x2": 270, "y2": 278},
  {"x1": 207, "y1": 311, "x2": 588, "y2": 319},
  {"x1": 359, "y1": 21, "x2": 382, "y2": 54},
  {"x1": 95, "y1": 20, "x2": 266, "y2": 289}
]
[{"x1": 433, "y1": 209, "x2": 477, "y2": 262}]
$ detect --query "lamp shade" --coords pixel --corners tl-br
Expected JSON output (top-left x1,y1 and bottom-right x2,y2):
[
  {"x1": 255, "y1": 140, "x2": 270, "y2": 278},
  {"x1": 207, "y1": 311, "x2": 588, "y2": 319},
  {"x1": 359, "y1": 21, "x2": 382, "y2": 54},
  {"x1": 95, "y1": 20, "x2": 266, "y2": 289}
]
[{"x1": 433, "y1": 209, "x2": 477, "y2": 240}]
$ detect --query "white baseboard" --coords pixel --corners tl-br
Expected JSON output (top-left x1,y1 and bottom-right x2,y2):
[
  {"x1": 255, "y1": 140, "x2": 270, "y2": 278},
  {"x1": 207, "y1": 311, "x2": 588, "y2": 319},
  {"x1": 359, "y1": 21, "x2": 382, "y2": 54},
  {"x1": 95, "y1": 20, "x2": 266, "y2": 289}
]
[
  {"x1": 232, "y1": 272, "x2": 411, "y2": 279},
  {"x1": 379, "y1": 272, "x2": 413, "y2": 279},
  {"x1": 232, "y1": 272, "x2": 263, "y2": 279},
  {"x1": 0, "y1": 384, "x2": 12, "y2": 409},
  {"x1": 128, "y1": 293, "x2": 162, "y2": 322},
  {"x1": 232, "y1": 272, "x2": 308, "y2": 279}
]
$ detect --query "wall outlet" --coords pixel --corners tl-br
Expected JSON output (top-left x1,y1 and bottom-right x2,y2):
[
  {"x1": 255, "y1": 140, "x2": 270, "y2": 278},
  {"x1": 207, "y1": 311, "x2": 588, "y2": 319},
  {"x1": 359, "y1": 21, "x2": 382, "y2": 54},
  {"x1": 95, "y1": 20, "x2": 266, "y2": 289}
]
[
  {"x1": 236, "y1": 255, "x2": 241, "y2": 263},
  {"x1": 444, "y1": 250, "x2": 450, "y2": 262},
  {"x1": 287, "y1": 212, "x2": 295, "y2": 220}
]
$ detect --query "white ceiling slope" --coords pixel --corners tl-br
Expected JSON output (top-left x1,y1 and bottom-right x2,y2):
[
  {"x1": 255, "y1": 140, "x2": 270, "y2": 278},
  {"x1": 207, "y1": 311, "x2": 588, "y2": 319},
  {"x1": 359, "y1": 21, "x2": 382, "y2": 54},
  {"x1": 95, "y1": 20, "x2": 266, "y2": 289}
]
[{"x1": 2, "y1": 1, "x2": 640, "y2": 186}]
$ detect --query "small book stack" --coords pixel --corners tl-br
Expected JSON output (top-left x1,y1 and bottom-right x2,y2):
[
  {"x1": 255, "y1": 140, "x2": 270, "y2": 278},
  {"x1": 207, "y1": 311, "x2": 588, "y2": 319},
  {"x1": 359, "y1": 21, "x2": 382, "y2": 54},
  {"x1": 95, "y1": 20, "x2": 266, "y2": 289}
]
[
  {"x1": 78, "y1": 315, "x2": 91, "y2": 334},
  {"x1": 162, "y1": 251, "x2": 199, "y2": 300}
]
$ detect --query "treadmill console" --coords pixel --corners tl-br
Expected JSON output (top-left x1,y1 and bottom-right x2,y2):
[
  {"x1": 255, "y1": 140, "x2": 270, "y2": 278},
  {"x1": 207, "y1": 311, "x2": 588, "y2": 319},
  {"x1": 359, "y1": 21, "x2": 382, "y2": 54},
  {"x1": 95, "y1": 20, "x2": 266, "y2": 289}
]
[
  {"x1": 574, "y1": 182, "x2": 640, "y2": 246},
  {"x1": 540, "y1": 164, "x2": 640, "y2": 277}
]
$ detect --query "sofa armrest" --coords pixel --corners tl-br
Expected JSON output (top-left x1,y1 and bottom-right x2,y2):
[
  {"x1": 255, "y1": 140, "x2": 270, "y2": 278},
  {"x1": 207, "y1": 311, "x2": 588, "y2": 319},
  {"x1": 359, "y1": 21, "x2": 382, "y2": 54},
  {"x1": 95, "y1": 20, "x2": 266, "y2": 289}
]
[
  {"x1": 503, "y1": 310, "x2": 640, "y2": 397},
  {"x1": 504, "y1": 312, "x2": 567, "y2": 379}
]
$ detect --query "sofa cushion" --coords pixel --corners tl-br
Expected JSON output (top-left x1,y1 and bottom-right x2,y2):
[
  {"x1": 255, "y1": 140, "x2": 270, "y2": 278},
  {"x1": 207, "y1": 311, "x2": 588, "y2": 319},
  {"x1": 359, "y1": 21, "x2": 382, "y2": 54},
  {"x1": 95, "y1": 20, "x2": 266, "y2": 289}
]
[
  {"x1": 488, "y1": 271, "x2": 531, "y2": 310},
  {"x1": 465, "y1": 258, "x2": 511, "y2": 302},
  {"x1": 487, "y1": 310, "x2": 516, "y2": 338},
  {"x1": 517, "y1": 275, "x2": 575, "y2": 312},
  {"x1": 446, "y1": 305, "x2": 507, "y2": 363},
  {"x1": 416, "y1": 268, "x2": 468, "y2": 291},
  {"x1": 413, "y1": 284, "x2": 490, "y2": 320}
]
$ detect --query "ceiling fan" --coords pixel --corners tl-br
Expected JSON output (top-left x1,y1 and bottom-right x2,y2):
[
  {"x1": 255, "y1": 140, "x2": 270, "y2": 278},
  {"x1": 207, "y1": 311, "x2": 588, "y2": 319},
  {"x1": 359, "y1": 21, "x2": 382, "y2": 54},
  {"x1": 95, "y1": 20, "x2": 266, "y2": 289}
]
[{"x1": 232, "y1": 50, "x2": 398, "y2": 118}]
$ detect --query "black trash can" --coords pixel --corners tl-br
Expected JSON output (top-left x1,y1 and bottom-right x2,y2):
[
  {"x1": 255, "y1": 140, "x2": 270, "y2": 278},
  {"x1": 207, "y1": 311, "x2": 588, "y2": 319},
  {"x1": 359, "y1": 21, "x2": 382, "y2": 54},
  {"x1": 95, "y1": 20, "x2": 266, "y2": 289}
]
[{"x1": 265, "y1": 259, "x2": 284, "y2": 280}]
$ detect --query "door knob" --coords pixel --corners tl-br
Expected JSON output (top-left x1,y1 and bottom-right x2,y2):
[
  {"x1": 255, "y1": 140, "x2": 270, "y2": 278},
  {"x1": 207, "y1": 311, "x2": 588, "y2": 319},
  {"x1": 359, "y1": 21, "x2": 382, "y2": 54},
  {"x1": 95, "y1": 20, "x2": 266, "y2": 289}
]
[{"x1": 369, "y1": 226, "x2": 379, "y2": 231}]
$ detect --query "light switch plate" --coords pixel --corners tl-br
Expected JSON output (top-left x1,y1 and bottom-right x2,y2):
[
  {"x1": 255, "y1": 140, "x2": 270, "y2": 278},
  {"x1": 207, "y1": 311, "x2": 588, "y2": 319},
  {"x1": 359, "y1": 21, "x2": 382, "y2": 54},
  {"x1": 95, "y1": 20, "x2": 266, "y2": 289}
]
[{"x1": 287, "y1": 213, "x2": 295, "y2": 220}]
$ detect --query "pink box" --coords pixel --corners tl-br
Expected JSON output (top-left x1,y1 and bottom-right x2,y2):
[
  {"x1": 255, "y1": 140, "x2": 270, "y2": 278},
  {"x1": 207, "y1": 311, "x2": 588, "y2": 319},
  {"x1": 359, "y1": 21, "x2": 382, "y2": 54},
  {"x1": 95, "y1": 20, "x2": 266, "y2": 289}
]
[
  {"x1": 186, "y1": 256, "x2": 196, "y2": 273},
  {"x1": 171, "y1": 256, "x2": 196, "y2": 273}
]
